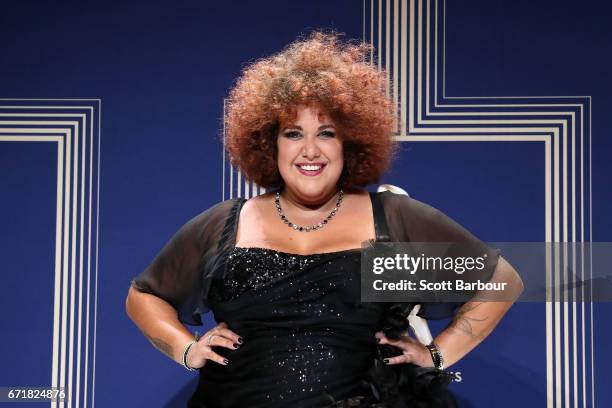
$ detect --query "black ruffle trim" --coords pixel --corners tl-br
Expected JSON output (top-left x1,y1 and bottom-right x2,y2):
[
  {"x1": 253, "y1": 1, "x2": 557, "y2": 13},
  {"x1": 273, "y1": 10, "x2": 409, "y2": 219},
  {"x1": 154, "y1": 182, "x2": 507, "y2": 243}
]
[{"x1": 323, "y1": 303, "x2": 458, "y2": 408}]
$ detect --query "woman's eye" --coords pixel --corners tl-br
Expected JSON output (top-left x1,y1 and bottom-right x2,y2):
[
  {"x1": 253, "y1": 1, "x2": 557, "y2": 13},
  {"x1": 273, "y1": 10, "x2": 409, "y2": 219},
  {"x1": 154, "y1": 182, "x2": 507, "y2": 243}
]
[
  {"x1": 284, "y1": 131, "x2": 302, "y2": 139},
  {"x1": 319, "y1": 130, "x2": 336, "y2": 138}
]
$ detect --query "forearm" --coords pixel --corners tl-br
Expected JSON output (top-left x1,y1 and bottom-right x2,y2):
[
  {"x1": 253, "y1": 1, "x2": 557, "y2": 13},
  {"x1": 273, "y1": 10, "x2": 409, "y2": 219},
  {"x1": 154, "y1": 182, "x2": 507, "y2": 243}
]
[
  {"x1": 125, "y1": 286, "x2": 195, "y2": 364},
  {"x1": 434, "y1": 300, "x2": 512, "y2": 369},
  {"x1": 434, "y1": 256, "x2": 524, "y2": 369}
]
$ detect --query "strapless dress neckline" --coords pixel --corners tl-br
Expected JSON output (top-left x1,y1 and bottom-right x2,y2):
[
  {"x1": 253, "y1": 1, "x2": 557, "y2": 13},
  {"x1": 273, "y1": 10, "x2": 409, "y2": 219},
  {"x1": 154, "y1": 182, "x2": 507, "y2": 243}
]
[{"x1": 231, "y1": 245, "x2": 365, "y2": 257}]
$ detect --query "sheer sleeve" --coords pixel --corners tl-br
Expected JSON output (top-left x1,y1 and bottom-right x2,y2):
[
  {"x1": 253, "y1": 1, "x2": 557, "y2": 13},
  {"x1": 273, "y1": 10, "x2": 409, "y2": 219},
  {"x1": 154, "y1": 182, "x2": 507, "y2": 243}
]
[
  {"x1": 130, "y1": 199, "x2": 242, "y2": 326},
  {"x1": 378, "y1": 190, "x2": 501, "y2": 320}
]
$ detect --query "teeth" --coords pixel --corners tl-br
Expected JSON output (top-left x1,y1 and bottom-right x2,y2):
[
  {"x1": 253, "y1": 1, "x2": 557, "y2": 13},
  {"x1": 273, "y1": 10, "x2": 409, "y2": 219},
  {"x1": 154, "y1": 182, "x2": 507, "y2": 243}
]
[{"x1": 298, "y1": 164, "x2": 322, "y2": 171}]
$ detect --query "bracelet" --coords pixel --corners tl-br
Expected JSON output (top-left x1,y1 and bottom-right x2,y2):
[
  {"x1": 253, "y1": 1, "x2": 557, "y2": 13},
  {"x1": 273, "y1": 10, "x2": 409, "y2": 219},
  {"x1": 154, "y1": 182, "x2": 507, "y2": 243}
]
[
  {"x1": 182, "y1": 340, "x2": 198, "y2": 371},
  {"x1": 425, "y1": 341, "x2": 444, "y2": 370}
]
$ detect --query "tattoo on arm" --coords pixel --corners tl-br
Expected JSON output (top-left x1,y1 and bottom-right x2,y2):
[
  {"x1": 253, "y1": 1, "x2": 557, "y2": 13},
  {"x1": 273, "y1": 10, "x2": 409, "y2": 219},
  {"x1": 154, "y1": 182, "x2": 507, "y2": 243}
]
[
  {"x1": 145, "y1": 334, "x2": 175, "y2": 361},
  {"x1": 448, "y1": 301, "x2": 488, "y2": 340}
]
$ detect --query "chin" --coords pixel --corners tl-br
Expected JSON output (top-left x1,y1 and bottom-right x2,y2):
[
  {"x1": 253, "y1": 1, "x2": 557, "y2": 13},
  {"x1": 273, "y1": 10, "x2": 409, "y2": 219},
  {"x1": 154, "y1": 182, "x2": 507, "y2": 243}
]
[
  {"x1": 294, "y1": 183, "x2": 326, "y2": 196},
  {"x1": 281, "y1": 169, "x2": 342, "y2": 198},
  {"x1": 294, "y1": 182, "x2": 338, "y2": 199}
]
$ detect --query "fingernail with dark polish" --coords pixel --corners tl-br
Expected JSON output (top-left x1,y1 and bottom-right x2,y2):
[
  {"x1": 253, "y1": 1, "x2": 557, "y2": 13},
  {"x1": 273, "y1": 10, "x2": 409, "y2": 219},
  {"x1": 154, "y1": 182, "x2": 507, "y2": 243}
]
[
  {"x1": 376, "y1": 337, "x2": 381, "y2": 343},
  {"x1": 233, "y1": 343, "x2": 241, "y2": 348},
  {"x1": 383, "y1": 359, "x2": 389, "y2": 364},
  {"x1": 223, "y1": 359, "x2": 229, "y2": 365},
  {"x1": 237, "y1": 337, "x2": 244, "y2": 344}
]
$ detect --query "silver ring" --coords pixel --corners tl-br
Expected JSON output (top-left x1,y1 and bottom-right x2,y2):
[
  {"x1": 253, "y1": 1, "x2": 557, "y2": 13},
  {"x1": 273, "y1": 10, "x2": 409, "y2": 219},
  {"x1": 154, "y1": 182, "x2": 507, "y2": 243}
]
[{"x1": 206, "y1": 334, "x2": 216, "y2": 347}]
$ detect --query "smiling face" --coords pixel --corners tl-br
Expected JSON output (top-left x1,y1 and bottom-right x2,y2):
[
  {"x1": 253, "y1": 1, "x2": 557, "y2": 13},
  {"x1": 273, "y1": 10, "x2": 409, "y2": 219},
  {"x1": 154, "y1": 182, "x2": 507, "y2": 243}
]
[{"x1": 276, "y1": 104, "x2": 344, "y2": 205}]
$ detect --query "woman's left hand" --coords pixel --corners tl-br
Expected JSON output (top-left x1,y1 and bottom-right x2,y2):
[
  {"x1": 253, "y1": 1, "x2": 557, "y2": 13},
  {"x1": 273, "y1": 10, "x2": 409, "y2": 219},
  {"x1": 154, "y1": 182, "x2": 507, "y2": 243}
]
[{"x1": 375, "y1": 331, "x2": 434, "y2": 367}]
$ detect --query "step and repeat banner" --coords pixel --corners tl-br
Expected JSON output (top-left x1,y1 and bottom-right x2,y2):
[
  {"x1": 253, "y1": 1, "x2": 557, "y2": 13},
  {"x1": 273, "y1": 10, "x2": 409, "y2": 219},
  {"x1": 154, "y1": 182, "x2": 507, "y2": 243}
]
[{"x1": 1, "y1": 1, "x2": 610, "y2": 407}]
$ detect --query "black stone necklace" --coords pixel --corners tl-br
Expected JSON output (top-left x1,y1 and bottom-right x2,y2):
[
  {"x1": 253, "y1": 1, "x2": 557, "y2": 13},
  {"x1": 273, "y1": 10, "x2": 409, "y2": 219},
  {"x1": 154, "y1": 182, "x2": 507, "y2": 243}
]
[{"x1": 274, "y1": 189, "x2": 344, "y2": 232}]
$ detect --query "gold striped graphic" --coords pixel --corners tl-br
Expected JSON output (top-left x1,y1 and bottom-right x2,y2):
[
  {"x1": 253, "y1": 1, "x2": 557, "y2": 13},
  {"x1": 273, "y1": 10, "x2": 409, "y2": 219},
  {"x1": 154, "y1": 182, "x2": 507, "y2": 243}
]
[
  {"x1": 365, "y1": 1, "x2": 593, "y2": 406},
  {"x1": 0, "y1": 100, "x2": 101, "y2": 408}
]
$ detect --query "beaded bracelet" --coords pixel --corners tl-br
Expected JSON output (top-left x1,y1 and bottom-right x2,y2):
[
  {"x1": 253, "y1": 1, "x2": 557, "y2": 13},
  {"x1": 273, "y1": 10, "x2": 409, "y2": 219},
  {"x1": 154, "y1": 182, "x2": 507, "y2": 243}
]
[{"x1": 182, "y1": 340, "x2": 198, "y2": 371}]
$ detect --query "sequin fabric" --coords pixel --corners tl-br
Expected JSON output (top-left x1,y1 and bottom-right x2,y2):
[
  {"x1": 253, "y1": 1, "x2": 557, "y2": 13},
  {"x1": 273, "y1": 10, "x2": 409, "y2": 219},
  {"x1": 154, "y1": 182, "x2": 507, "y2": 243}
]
[
  {"x1": 209, "y1": 246, "x2": 323, "y2": 304},
  {"x1": 198, "y1": 247, "x2": 386, "y2": 408},
  {"x1": 131, "y1": 192, "x2": 489, "y2": 407}
]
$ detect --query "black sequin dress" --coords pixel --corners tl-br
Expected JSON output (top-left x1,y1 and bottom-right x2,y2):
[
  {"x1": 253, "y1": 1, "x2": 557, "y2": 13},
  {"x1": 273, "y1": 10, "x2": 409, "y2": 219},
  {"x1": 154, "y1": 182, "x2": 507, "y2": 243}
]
[{"x1": 131, "y1": 191, "x2": 500, "y2": 408}]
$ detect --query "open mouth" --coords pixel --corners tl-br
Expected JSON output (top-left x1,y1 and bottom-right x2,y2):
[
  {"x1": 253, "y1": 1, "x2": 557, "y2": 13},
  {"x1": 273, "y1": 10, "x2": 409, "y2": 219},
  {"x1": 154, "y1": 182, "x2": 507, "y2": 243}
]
[{"x1": 295, "y1": 163, "x2": 326, "y2": 176}]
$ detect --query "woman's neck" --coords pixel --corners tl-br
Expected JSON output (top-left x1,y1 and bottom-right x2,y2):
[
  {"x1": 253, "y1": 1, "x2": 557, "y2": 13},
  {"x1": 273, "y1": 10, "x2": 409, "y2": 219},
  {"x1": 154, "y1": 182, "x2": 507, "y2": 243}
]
[{"x1": 280, "y1": 186, "x2": 341, "y2": 212}]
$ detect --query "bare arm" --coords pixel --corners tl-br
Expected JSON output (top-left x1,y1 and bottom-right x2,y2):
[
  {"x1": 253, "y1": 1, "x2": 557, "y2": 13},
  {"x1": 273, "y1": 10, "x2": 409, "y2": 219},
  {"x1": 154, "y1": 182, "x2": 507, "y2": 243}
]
[
  {"x1": 434, "y1": 256, "x2": 524, "y2": 368},
  {"x1": 126, "y1": 285, "x2": 242, "y2": 369},
  {"x1": 125, "y1": 285, "x2": 195, "y2": 364},
  {"x1": 377, "y1": 256, "x2": 524, "y2": 368}
]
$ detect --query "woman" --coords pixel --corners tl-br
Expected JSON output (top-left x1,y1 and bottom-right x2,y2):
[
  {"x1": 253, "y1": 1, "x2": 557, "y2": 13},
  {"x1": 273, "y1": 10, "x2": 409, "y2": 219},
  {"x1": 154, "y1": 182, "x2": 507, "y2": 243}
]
[{"x1": 126, "y1": 32, "x2": 523, "y2": 407}]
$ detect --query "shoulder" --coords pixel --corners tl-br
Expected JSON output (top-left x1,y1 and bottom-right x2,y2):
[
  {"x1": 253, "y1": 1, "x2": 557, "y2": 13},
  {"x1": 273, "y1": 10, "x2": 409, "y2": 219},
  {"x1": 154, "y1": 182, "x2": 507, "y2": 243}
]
[
  {"x1": 182, "y1": 198, "x2": 246, "y2": 236},
  {"x1": 376, "y1": 190, "x2": 463, "y2": 242},
  {"x1": 376, "y1": 189, "x2": 442, "y2": 220},
  {"x1": 233, "y1": 191, "x2": 277, "y2": 225},
  {"x1": 240, "y1": 190, "x2": 274, "y2": 209},
  {"x1": 378, "y1": 190, "x2": 484, "y2": 243}
]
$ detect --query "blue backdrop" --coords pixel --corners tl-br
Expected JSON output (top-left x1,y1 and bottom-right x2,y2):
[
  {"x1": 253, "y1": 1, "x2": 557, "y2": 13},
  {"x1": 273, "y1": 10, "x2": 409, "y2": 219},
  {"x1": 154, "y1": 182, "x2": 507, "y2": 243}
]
[{"x1": 0, "y1": 0, "x2": 610, "y2": 407}]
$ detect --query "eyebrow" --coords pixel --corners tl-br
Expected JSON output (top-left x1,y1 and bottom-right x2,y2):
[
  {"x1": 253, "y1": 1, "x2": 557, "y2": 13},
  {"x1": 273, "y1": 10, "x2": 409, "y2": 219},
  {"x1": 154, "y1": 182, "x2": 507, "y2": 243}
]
[{"x1": 282, "y1": 124, "x2": 335, "y2": 131}]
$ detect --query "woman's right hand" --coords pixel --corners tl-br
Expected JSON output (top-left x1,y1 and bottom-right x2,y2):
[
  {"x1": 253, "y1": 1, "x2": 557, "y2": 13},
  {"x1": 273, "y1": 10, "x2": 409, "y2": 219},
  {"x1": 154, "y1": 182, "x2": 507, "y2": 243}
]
[{"x1": 185, "y1": 322, "x2": 243, "y2": 368}]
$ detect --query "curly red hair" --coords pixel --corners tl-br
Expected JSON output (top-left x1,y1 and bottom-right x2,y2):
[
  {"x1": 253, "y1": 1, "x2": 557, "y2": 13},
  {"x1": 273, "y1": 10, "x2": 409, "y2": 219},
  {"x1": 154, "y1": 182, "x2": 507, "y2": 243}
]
[{"x1": 224, "y1": 31, "x2": 397, "y2": 188}]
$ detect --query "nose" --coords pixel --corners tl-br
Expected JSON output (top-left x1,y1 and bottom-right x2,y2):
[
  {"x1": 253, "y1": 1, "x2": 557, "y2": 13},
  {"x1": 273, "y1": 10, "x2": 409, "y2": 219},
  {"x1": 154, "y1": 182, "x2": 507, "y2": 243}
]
[{"x1": 301, "y1": 135, "x2": 320, "y2": 160}]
